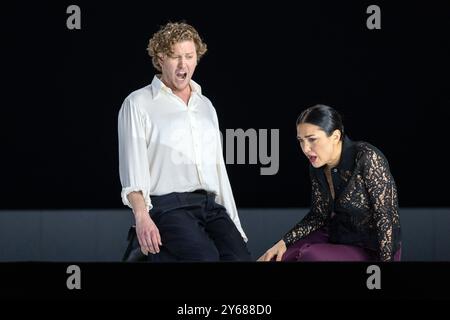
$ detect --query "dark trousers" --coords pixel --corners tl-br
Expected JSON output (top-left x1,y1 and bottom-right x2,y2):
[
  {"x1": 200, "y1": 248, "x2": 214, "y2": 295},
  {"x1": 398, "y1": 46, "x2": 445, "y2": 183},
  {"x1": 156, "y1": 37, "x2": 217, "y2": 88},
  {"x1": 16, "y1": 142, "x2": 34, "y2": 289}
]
[{"x1": 123, "y1": 190, "x2": 251, "y2": 262}]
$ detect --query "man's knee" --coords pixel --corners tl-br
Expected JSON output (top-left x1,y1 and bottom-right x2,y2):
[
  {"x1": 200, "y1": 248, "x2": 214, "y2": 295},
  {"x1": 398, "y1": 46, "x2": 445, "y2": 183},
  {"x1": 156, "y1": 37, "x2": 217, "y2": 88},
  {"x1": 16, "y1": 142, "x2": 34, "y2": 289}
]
[
  {"x1": 235, "y1": 249, "x2": 252, "y2": 261},
  {"x1": 191, "y1": 245, "x2": 220, "y2": 261},
  {"x1": 171, "y1": 238, "x2": 221, "y2": 261}
]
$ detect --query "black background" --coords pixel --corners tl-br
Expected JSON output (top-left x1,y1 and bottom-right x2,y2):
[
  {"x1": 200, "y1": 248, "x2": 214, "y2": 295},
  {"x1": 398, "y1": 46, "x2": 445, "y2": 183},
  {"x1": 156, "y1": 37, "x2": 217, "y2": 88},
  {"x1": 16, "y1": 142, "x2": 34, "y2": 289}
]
[{"x1": 1, "y1": 1, "x2": 449, "y2": 209}]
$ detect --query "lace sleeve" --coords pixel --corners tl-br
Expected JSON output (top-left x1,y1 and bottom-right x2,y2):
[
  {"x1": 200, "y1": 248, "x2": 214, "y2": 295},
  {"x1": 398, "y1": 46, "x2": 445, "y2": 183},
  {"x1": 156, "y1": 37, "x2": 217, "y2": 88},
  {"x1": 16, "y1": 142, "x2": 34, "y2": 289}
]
[
  {"x1": 283, "y1": 172, "x2": 330, "y2": 246},
  {"x1": 362, "y1": 147, "x2": 399, "y2": 261}
]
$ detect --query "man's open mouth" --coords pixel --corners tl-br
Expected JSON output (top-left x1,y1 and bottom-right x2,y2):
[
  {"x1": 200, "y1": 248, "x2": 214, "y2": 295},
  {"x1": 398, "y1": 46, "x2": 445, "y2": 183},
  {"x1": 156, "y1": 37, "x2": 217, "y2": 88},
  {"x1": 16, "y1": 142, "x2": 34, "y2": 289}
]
[{"x1": 176, "y1": 71, "x2": 187, "y2": 80}]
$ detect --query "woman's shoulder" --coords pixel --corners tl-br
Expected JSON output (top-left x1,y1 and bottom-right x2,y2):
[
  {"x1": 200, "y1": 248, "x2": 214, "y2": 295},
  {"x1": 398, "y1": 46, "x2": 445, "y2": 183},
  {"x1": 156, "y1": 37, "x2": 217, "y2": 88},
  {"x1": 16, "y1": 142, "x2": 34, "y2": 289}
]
[{"x1": 354, "y1": 140, "x2": 389, "y2": 167}]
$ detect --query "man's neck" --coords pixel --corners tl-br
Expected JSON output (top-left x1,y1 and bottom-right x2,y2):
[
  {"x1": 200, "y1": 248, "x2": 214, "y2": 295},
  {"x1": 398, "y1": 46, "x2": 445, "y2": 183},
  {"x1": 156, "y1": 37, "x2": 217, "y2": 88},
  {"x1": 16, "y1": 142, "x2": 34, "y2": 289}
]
[{"x1": 174, "y1": 85, "x2": 192, "y2": 105}]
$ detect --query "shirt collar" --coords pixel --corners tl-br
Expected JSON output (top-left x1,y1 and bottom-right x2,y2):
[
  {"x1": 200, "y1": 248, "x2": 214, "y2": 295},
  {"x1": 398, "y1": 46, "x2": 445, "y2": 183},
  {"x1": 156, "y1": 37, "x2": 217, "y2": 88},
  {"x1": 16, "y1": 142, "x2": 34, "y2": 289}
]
[
  {"x1": 311, "y1": 135, "x2": 356, "y2": 175},
  {"x1": 332, "y1": 135, "x2": 356, "y2": 173},
  {"x1": 150, "y1": 75, "x2": 202, "y2": 98}
]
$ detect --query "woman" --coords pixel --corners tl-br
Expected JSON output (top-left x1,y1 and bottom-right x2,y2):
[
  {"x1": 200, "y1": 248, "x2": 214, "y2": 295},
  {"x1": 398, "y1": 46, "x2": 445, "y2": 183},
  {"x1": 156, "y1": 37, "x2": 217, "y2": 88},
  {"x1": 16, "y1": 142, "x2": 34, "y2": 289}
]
[{"x1": 258, "y1": 105, "x2": 401, "y2": 262}]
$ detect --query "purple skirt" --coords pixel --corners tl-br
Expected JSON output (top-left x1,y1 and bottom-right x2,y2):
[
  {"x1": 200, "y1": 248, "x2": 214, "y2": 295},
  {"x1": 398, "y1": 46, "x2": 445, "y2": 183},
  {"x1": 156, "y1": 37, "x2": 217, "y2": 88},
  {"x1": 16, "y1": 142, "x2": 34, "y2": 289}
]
[{"x1": 282, "y1": 227, "x2": 401, "y2": 262}]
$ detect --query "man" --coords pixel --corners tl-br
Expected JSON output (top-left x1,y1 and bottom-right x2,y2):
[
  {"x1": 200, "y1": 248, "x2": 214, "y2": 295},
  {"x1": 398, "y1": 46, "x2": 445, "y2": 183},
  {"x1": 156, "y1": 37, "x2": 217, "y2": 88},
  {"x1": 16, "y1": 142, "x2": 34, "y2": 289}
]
[{"x1": 118, "y1": 22, "x2": 250, "y2": 261}]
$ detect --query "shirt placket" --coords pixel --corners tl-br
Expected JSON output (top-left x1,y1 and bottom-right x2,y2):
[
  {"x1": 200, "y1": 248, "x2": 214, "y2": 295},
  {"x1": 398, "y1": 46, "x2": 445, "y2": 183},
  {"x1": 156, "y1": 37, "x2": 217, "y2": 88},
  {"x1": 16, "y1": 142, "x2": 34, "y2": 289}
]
[
  {"x1": 330, "y1": 168, "x2": 338, "y2": 217},
  {"x1": 187, "y1": 97, "x2": 204, "y2": 186}
]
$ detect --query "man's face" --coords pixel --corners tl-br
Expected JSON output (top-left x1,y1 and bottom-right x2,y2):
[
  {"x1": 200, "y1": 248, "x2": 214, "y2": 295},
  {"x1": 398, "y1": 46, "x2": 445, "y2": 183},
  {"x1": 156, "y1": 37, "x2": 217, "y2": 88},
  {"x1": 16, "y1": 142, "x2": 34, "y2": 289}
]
[{"x1": 159, "y1": 40, "x2": 197, "y2": 93}]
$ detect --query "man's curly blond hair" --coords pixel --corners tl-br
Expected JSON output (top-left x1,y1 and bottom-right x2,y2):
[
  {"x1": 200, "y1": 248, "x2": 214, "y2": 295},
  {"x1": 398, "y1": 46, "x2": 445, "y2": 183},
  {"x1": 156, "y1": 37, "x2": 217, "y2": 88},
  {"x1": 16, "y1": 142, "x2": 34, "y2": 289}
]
[{"x1": 147, "y1": 22, "x2": 208, "y2": 72}]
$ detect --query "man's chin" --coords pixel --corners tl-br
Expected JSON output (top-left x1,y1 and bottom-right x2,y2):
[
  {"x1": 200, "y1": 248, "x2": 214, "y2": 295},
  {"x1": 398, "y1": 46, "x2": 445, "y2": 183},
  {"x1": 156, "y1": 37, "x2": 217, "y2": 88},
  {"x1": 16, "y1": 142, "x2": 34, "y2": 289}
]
[{"x1": 175, "y1": 78, "x2": 190, "y2": 88}]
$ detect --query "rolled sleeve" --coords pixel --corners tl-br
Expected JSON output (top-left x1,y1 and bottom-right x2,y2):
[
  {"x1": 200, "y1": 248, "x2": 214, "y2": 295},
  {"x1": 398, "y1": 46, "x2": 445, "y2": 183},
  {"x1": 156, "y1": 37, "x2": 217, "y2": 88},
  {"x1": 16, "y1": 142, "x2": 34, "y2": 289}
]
[
  {"x1": 121, "y1": 187, "x2": 152, "y2": 212},
  {"x1": 118, "y1": 97, "x2": 152, "y2": 212}
]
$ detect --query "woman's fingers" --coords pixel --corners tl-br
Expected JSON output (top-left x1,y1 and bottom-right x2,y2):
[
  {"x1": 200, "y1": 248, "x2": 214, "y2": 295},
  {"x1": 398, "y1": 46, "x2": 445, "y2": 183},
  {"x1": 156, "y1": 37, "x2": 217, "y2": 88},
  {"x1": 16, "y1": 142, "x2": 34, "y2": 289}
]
[
  {"x1": 275, "y1": 249, "x2": 285, "y2": 261},
  {"x1": 258, "y1": 242, "x2": 286, "y2": 261},
  {"x1": 260, "y1": 251, "x2": 274, "y2": 261},
  {"x1": 257, "y1": 254, "x2": 265, "y2": 261}
]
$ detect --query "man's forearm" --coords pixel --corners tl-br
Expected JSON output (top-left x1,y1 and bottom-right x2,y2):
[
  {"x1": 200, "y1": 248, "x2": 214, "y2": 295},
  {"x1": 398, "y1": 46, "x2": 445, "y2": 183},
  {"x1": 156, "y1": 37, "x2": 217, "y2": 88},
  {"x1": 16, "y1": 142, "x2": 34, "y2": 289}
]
[{"x1": 127, "y1": 191, "x2": 148, "y2": 219}]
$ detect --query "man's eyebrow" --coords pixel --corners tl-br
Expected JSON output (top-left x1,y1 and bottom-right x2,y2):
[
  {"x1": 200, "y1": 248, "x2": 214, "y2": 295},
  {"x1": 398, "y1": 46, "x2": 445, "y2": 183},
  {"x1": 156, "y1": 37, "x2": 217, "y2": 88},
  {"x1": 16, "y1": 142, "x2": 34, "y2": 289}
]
[{"x1": 170, "y1": 52, "x2": 195, "y2": 56}]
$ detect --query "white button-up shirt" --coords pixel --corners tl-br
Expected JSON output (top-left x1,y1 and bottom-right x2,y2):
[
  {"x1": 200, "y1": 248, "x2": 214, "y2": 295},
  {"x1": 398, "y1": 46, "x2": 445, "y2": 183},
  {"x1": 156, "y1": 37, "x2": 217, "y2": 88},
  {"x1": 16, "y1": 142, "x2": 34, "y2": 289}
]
[{"x1": 118, "y1": 75, "x2": 247, "y2": 241}]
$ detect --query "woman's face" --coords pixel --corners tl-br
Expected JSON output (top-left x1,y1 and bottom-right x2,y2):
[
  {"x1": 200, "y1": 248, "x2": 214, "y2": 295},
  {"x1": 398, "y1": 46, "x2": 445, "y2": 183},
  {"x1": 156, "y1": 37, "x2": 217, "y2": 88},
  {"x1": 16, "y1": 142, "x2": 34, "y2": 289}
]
[{"x1": 297, "y1": 123, "x2": 341, "y2": 168}]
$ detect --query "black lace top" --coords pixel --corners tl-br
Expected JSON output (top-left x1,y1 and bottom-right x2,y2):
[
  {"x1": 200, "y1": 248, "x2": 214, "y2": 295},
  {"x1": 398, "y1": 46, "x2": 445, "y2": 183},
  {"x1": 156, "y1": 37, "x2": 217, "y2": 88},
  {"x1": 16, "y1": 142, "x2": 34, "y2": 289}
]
[{"x1": 283, "y1": 136, "x2": 401, "y2": 261}]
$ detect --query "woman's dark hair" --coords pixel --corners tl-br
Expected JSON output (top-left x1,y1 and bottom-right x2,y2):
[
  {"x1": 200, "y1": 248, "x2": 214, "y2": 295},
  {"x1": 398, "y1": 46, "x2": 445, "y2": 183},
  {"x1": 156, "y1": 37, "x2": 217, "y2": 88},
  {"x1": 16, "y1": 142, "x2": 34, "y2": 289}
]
[{"x1": 296, "y1": 104, "x2": 344, "y2": 141}]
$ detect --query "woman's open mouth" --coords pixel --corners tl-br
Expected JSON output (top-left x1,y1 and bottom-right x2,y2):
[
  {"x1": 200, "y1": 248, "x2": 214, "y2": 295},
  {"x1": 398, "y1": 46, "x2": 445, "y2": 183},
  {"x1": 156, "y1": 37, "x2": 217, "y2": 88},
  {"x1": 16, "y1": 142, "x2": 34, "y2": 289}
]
[{"x1": 307, "y1": 155, "x2": 317, "y2": 163}]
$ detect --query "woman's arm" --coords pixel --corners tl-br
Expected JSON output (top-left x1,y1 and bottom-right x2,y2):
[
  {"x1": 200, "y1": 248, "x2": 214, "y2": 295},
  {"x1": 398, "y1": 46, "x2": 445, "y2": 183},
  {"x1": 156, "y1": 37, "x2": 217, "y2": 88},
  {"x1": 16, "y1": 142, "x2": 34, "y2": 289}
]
[
  {"x1": 362, "y1": 147, "x2": 399, "y2": 261},
  {"x1": 258, "y1": 171, "x2": 330, "y2": 261},
  {"x1": 282, "y1": 174, "x2": 330, "y2": 246}
]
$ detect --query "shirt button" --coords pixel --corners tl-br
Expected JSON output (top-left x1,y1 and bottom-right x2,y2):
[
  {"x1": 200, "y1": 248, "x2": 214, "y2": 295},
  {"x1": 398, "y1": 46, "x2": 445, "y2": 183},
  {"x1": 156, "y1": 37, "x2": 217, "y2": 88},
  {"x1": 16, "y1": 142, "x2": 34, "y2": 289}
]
[{"x1": 333, "y1": 168, "x2": 338, "y2": 173}]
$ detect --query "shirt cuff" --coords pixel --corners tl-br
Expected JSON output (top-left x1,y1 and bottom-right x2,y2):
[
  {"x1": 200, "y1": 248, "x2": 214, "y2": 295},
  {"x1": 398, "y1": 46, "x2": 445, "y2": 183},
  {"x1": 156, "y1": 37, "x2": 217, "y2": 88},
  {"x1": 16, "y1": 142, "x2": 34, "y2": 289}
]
[
  {"x1": 121, "y1": 187, "x2": 153, "y2": 212},
  {"x1": 282, "y1": 232, "x2": 294, "y2": 247}
]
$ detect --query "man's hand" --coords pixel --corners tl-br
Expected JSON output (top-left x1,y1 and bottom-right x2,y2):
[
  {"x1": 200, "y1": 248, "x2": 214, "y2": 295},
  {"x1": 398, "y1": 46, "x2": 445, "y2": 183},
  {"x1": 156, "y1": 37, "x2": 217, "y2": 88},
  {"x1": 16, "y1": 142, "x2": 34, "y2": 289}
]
[
  {"x1": 127, "y1": 191, "x2": 162, "y2": 255},
  {"x1": 135, "y1": 213, "x2": 162, "y2": 255},
  {"x1": 257, "y1": 240, "x2": 287, "y2": 262}
]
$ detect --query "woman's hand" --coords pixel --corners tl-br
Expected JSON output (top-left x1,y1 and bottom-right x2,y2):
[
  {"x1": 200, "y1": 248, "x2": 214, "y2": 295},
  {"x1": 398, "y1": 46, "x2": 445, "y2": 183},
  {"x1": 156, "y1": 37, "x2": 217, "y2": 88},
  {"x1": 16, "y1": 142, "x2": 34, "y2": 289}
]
[{"x1": 257, "y1": 240, "x2": 287, "y2": 261}]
